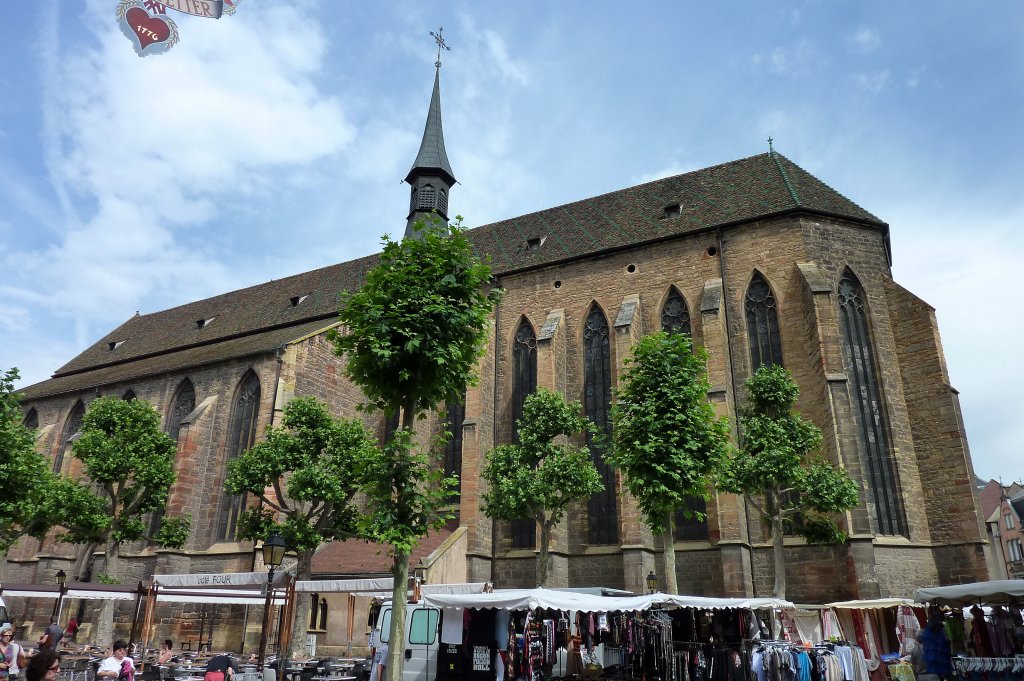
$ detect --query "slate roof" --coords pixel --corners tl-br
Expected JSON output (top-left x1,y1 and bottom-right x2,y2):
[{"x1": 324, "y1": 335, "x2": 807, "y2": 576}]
[
  {"x1": 405, "y1": 68, "x2": 455, "y2": 186},
  {"x1": 19, "y1": 152, "x2": 883, "y2": 402}
]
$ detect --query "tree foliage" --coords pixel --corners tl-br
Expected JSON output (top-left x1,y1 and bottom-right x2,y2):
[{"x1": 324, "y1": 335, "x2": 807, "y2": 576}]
[
  {"x1": 481, "y1": 388, "x2": 603, "y2": 586},
  {"x1": 719, "y1": 365, "x2": 859, "y2": 598},
  {"x1": 607, "y1": 332, "x2": 732, "y2": 594},
  {"x1": 225, "y1": 396, "x2": 377, "y2": 655},
  {"x1": 69, "y1": 396, "x2": 191, "y2": 642},
  {"x1": 330, "y1": 218, "x2": 502, "y2": 681},
  {"x1": 0, "y1": 368, "x2": 58, "y2": 553}
]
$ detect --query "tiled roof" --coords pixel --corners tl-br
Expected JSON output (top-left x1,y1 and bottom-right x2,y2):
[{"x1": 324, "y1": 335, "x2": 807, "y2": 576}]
[
  {"x1": 20, "y1": 153, "x2": 883, "y2": 402},
  {"x1": 310, "y1": 527, "x2": 453, "y2": 576}
]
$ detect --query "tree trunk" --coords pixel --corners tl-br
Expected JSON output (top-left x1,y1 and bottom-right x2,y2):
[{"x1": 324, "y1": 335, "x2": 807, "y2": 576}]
[
  {"x1": 538, "y1": 518, "x2": 552, "y2": 587},
  {"x1": 663, "y1": 512, "x2": 678, "y2": 595},
  {"x1": 96, "y1": 539, "x2": 120, "y2": 645},
  {"x1": 288, "y1": 549, "x2": 315, "y2": 657},
  {"x1": 771, "y1": 512, "x2": 786, "y2": 599},
  {"x1": 384, "y1": 549, "x2": 410, "y2": 681}
]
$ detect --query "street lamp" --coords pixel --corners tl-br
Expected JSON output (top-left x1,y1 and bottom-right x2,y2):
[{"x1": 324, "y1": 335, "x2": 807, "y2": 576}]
[
  {"x1": 51, "y1": 569, "x2": 67, "y2": 620},
  {"x1": 257, "y1": 533, "x2": 287, "y2": 671},
  {"x1": 646, "y1": 570, "x2": 657, "y2": 594}
]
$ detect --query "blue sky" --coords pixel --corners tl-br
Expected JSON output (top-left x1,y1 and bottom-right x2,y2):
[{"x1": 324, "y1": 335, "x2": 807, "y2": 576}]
[{"x1": 1, "y1": 1, "x2": 1022, "y2": 484}]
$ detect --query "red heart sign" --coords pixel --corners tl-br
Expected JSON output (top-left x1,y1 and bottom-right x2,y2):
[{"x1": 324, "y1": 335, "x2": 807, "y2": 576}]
[{"x1": 125, "y1": 7, "x2": 170, "y2": 50}]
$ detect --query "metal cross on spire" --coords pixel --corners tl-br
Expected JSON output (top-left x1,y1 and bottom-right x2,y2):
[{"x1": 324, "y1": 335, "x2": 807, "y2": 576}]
[
  {"x1": 430, "y1": 26, "x2": 450, "y2": 68},
  {"x1": 768, "y1": 136, "x2": 774, "y2": 155}
]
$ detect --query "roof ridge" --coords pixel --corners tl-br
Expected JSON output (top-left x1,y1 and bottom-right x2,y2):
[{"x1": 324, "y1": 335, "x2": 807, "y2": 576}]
[{"x1": 770, "y1": 151, "x2": 801, "y2": 207}]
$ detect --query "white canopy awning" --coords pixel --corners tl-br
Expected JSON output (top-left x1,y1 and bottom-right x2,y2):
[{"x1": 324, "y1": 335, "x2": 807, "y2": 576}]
[
  {"x1": 421, "y1": 588, "x2": 793, "y2": 613},
  {"x1": 294, "y1": 578, "x2": 394, "y2": 593},
  {"x1": 824, "y1": 598, "x2": 915, "y2": 610},
  {"x1": 914, "y1": 580, "x2": 1024, "y2": 606},
  {"x1": 152, "y1": 572, "x2": 285, "y2": 589},
  {"x1": 155, "y1": 590, "x2": 287, "y2": 605}
]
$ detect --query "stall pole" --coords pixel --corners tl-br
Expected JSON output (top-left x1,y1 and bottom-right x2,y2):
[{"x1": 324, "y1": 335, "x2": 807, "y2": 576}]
[
  {"x1": 128, "y1": 583, "x2": 145, "y2": 653},
  {"x1": 139, "y1": 585, "x2": 157, "y2": 666}
]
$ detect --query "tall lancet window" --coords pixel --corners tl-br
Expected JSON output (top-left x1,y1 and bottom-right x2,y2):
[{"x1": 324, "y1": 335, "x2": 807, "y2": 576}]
[
  {"x1": 584, "y1": 306, "x2": 617, "y2": 545},
  {"x1": 510, "y1": 317, "x2": 538, "y2": 549},
  {"x1": 661, "y1": 289, "x2": 707, "y2": 539},
  {"x1": 217, "y1": 370, "x2": 260, "y2": 542},
  {"x1": 54, "y1": 400, "x2": 85, "y2": 474},
  {"x1": 443, "y1": 393, "x2": 465, "y2": 502},
  {"x1": 151, "y1": 379, "x2": 196, "y2": 537},
  {"x1": 837, "y1": 272, "x2": 907, "y2": 536},
  {"x1": 745, "y1": 272, "x2": 784, "y2": 370},
  {"x1": 23, "y1": 408, "x2": 38, "y2": 431}
]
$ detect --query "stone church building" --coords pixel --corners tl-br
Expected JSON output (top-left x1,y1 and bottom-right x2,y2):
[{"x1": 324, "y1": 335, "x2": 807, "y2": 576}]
[{"x1": 9, "y1": 62, "x2": 988, "y2": 641}]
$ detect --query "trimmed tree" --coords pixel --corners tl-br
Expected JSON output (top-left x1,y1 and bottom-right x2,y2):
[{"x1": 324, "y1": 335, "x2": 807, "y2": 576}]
[
  {"x1": 330, "y1": 218, "x2": 501, "y2": 681},
  {"x1": 0, "y1": 368, "x2": 61, "y2": 560},
  {"x1": 68, "y1": 396, "x2": 191, "y2": 642},
  {"x1": 481, "y1": 388, "x2": 603, "y2": 586},
  {"x1": 719, "y1": 365, "x2": 859, "y2": 599},
  {"x1": 607, "y1": 332, "x2": 732, "y2": 594},
  {"x1": 224, "y1": 396, "x2": 378, "y2": 656}
]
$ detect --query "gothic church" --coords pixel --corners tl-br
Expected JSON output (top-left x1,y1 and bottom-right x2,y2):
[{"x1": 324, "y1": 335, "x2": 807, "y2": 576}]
[{"x1": 9, "y1": 60, "x2": 988, "y2": 632}]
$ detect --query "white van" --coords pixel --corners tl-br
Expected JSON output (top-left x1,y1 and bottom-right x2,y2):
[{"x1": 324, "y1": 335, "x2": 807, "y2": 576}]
[{"x1": 370, "y1": 603, "x2": 441, "y2": 681}]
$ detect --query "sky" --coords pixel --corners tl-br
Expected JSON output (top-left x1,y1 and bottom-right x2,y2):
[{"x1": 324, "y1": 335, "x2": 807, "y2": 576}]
[{"x1": 1, "y1": 1, "x2": 1022, "y2": 485}]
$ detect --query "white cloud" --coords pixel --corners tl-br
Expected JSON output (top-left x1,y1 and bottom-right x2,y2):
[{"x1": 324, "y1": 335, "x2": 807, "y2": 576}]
[
  {"x1": 847, "y1": 27, "x2": 882, "y2": 54},
  {"x1": 753, "y1": 39, "x2": 819, "y2": 76},
  {"x1": 631, "y1": 162, "x2": 700, "y2": 186},
  {"x1": 853, "y1": 68, "x2": 890, "y2": 94},
  {"x1": 905, "y1": 64, "x2": 927, "y2": 88}
]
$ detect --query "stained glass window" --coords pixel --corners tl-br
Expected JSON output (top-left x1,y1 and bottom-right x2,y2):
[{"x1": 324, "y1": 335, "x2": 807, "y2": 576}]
[
  {"x1": 217, "y1": 371, "x2": 260, "y2": 542},
  {"x1": 23, "y1": 408, "x2": 38, "y2": 431},
  {"x1": 584, "y1": 306, "x2": 617, "y2": 545},
  {"x1": 837, "y1": 272, "x2": 907, "y2": 536},
  {"x1": 661, "y1": 287, "x2": 692, "y2": 336},
  {"x1": 511, "y1": 317, "x2": 538, "y2": 549},
  {"x1": 745, "y1": 273, "x2": 784, "y2": 370},
  {"x1": 443, "y1": 393, "x2": 465, "y2": 501},
  {"x1": 151, "y1": 379, "x2": 196, "y2": 538}
]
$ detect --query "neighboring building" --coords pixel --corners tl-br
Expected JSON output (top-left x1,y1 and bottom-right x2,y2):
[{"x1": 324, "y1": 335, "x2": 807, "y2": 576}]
[
  {"x1": 978, "y1": 479, "x2": 1024, "y2": 580},
  {"x1": 7, "y1": 60, "x2": 990, "y2": 647}
]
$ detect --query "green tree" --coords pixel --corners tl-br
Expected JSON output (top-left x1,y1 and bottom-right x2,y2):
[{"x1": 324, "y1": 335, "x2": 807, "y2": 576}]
[
  {"x1": 719, "y1": 366, "x2": 859, "y2": 599},
  {"x1": 0, "y1": 368, "x2": 61, "y2": 558},
  {"x1": 607, "y1": 332, "x2": 732, "y2": 594},
  {"x1": 330, "y1": 218, "x2": 501, "y2": 681},
  {"x1": 481, "y1": 388, "x2": 603, "y2": 586},
  {"x1": 224, "y1": 396, "x2": 378, "y2": 655},
  {"x1": 69, "y1": 396, "x2": 190, "y2": 642}
]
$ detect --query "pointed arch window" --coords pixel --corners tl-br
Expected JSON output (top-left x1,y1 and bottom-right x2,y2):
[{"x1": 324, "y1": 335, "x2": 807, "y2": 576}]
[
  {"x1": 122, "y1": 389, "x2": 136, "y2": 401},
  {"x1": 151, "y1": 379, "x2": 196, "y2": 538},
  {"x1": 54, "y1": 400, "x2": 85, "y2": 474},
  {"x1": 511, "y1": 317, "x2": 538, "y2": 549},
  {"x1": 838, "y1": 272, "x2": 908, "y2": 536},
  {"x1": 661, "y1": 287, "x2": 692, "y2": 336},
  {"x1": 443, "y1": 393, "x2": 466, "y2": 502},
  {"x1": 217, "y1": 371, "x2": 261, "y2": 542},
  {"x1": 23, "y1": 407, "x2": 38, "y2": 431},
  {"x1": 584, "y1": 306, "x2": 618, "y2": 545},
  {"x1": 661, "y1": 290, "x2": 706, "y2": 539},
  {"x1": 745, "y1": 273, "x2": 784, "y2": 370}
]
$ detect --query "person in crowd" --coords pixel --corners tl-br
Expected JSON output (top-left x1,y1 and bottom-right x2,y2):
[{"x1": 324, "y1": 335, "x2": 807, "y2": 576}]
[
  {"x1": 36, "y1": 620, "x2": 63, "y2": 652},
  {"x1": 203, "y1": 654, "x2": 237, "y2": 681},
  {"x1": 157, "y1": 640, "x2": 176, "y2": 665},
  {"x1": 0, "y1": 626, "x2": 27, "y2": 681},
  {"x1": 63, "y1": 619, "x2": 78, "y2": 645},
  {"x1": 97, "y1": 641, "x2": 134, "y2": 681},
  {"x1": 368, "y1": 643, "x2": 387, "y2": 681},
  {"x1": 23, "y1": 651, "x2": 60, "y2": 681},
  {"x1": 914, "y1": 608, "x2": 953, "y2": 681}
]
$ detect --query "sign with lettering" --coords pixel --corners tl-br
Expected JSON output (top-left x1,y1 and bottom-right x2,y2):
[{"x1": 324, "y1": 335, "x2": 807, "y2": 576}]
[{"x1": 116, "y1": 0, "x2": 241, "y2": 57}]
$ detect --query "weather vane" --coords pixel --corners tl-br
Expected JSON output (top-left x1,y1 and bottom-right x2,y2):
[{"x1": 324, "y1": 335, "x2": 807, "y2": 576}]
[{"x1": 430, "y1": 26, "x2": 450, "y2": 68}]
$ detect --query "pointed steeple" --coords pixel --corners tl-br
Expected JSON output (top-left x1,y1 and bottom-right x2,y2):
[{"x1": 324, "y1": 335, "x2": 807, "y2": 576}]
[{"x1": 405, "y1": 63, "x2": 456, "y2": 238}]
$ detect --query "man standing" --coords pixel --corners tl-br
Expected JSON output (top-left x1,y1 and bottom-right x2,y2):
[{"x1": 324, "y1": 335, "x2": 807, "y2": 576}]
[{"x1": 37, "y1": 620, "x2": 63, "y2": 652}]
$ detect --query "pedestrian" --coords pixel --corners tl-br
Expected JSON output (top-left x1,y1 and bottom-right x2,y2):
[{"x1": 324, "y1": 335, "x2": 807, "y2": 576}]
[
  {"x1": 157, "y1": 641, "x2": 175, "y2": 666},
  {"x1": 368, "y1": 643, "x2": 387, "y2": 681},
  {"x1": 22, "y1": 651, "x2": 60, "y2": 681},
  {"x1": 64, "y1": 618, "x2": 78, "y2": 645},
  {"x1": 913, "y1": 608, "x2": 953, "y2": 681},
  {"x1": 0, "y1": 626, "x2": 27, "y2": 681},
  {"x1": 97, "y1": 641, "x2": 134, "y2": 681},
  {"x1": 203, "y1": 654, "x2": 237, "y2": 681},
  {"x1": 35, "y1": 620, "x2": 62, "y2": 653}
]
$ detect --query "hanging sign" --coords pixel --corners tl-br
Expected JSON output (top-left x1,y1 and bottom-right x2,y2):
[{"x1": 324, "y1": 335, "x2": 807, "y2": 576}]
[{"x1": 117, "y1": 0, "x2": 241, "y2": 57}]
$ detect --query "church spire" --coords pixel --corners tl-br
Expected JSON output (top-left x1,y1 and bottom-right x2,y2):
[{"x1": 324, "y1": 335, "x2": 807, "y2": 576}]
[{"x1": 405, "y1": 28, "x2": 456, "y2": 239}]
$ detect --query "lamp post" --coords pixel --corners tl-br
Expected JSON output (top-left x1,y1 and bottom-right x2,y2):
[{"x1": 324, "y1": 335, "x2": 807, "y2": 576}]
[
  {"x1": 645, "y1": 570, "x2": 657, "y2": 594},
  {"x1": 51, "y1": 569, "x2": 67, "y2": 620},
  {"x1": 257, "y1": 533, "x2": 286, "y2": 671}
]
